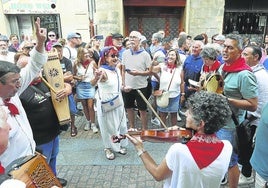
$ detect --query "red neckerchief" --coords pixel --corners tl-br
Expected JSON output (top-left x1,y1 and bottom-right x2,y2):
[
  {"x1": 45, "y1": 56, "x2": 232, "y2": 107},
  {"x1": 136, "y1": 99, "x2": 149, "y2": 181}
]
[
  {"x1": 0, "y1": 162, "x2": 4, "y2": 174},
  {"x1": 4, "y1": 98, "x2": 19, "y2": 116},
  {"x1": 30, "y1": 78, "x2": 42, "y2": 85},
  {"x1": 203, "y1": 60, "x2": 221, "y2": 72},
  {"x1": 186, "y1": 133, "x2": 224, "y2": 170},
  {"x1": 167, "y1": 63, "x2": 176, "y2": 73},
  {"x1": 82, "y1": 60, "x2": 90, "y2": 69},
  {"x1": 222, "y1": 57, "x2": 252, "y2": 72},
  {"x1": 116, "y1": 46, "x2": 122, "y2": 51}
]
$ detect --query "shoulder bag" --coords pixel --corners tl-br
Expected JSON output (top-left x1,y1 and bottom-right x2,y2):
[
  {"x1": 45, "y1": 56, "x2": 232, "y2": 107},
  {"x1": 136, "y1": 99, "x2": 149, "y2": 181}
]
[
  {"x1": 99, "y1": 71, "x2": 123, "y2": 112},
  {"x1": 154, "y1": 69, "x2": 176, "y2": 108}
]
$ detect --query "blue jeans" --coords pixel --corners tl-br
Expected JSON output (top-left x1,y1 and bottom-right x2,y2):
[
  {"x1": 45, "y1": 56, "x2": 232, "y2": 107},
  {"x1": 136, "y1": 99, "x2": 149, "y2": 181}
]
[
  {"x1": 36, "y1": 136, "x2": 59, "y2": 175},
  {"x1": 216, "y1": 128, "x2": 238, "y2": 168}
]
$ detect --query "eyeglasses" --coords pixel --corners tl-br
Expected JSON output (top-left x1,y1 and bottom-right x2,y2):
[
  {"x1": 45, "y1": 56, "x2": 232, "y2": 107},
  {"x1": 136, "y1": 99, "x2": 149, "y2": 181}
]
[
  {"x1": 24, "y1": 46, "x2": 34, "y2": 50},
  {"x1": 49, "y1": 35, "x2": 55, "y2": 37},
  {"x1": 109, "y1": 54, "x2": 118, "y2": 58}
]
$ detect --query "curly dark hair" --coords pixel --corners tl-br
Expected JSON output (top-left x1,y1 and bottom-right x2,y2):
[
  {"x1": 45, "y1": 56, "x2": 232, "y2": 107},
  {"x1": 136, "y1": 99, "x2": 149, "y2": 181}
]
[{"x1": 187, "y1": 91, "x2": 231, "y2": 134}]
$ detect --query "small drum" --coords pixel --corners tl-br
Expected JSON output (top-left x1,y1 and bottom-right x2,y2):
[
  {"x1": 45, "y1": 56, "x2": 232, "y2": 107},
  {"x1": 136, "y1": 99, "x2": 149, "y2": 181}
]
[
  {"x1": 200, "y1": 72, "x2": 224, "y2": 94},
  {"x1": 43, "y1": 49, "x2": 71, "y2": 125},
  {"x1": 7, "y1": 154, "x2": 62, "y2": 188}
]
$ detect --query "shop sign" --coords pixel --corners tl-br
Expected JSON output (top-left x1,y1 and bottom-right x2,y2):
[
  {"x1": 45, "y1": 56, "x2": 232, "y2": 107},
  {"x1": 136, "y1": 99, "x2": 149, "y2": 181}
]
[{"x1": 2, "y1": 0, "x2": 58, "y2": 14}]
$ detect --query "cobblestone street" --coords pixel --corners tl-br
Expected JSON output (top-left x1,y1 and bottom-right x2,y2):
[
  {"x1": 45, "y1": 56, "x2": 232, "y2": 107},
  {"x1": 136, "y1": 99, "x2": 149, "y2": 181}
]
[{"x1": 57, "y1": 110, "x2": 254, "y2": 188}]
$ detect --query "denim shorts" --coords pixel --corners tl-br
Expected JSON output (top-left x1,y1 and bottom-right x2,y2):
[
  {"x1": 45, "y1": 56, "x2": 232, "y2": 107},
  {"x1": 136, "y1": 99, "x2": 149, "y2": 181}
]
[
  {"x1": 157, "y1": 95, "x2": 180, "y2": 113},
  {"x1": 151, "y1": 80, "x2": 159, "y2": 90},
  {"x1": 76, "y1": 82, "x2": 95, "y2": 99},
  {"x1": 216, "y1": 128, "x2": 238, "y2": 168}
]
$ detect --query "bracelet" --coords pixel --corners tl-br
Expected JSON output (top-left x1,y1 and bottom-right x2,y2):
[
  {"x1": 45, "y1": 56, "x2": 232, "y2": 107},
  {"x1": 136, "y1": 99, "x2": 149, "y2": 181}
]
[
  {"x1": 137, "y1": 149, "x2": 146, "y2": 157},
  {"x1": 181, "y1": 93, "x2": 185, "y2": 96}
]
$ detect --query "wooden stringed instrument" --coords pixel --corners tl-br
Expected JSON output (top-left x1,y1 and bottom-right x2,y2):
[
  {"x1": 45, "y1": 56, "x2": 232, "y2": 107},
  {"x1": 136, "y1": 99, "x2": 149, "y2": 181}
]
[
  {"x1": 111, "y1": 90, "x2": 194, "y2": 143},
  {"x1": 43, "y1": 48, "x2": 71, "y2": 125}
]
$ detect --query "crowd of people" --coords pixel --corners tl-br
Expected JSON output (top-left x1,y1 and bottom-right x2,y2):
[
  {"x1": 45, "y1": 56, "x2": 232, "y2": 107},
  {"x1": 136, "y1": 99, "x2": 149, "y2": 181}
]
[{"x1": 0, "y1": 17, "x2": 268, "y2": 187}]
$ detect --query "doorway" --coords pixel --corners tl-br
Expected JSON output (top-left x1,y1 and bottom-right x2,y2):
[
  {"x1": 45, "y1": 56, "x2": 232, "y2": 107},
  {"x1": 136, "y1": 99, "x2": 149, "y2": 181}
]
[{"x1": 124, "y1": 6, "x2": 184, "y2": 43}]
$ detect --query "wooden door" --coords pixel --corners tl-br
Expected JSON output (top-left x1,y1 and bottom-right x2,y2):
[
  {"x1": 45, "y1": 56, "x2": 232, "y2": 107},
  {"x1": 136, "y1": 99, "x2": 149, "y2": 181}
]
[{"x1": 125, "y1": 6, "x2": 183, "y2": 43}]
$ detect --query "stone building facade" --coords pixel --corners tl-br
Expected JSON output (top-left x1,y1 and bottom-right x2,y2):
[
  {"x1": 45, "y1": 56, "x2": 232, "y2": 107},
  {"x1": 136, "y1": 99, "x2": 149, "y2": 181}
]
[{"x1": 0, "y1": 0, "x2": 267, "y2": 44}]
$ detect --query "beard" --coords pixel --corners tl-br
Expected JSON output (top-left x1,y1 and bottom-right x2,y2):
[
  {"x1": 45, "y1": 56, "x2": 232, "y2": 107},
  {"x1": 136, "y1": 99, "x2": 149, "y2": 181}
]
[{"x1": 0, "y1": 49, "x2": 8, "y2": 55}]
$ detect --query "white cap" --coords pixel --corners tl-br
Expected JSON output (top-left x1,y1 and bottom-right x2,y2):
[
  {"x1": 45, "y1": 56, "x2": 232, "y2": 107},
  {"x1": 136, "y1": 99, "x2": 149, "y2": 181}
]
[
  {"x1": 140, "y1": 35, "x2": 147, "y2": 43},
  {"x1": 214, "y1": 34, "x2": 225, "y2": 41}
]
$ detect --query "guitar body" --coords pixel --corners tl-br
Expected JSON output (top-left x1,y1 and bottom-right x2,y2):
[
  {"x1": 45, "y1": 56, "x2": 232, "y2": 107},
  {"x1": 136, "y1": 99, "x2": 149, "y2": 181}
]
[{"x1": 43, "y1": 49, "x2": 70, "y2": 125}]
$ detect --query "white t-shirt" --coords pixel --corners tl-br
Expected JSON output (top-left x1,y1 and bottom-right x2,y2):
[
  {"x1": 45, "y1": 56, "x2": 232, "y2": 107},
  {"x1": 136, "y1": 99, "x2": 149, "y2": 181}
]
[
  {"x1": 164, "y1": 140, "x2": 232, "y2": 188},
  {"x1": 63, "y1": 45, "x2": 77, "y2": 66},
  {"x1": 159, "y1": 65, "x2": 182, "y2": 98}
]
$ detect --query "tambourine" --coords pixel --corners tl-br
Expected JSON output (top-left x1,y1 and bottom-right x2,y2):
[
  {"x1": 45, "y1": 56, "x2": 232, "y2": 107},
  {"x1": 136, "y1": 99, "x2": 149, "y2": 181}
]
[
  {"x1": 189, "y1": 72, "x2": 224, "y2": 94},
  {"x1": 201, "y1": 72, "x2": 224, "y2": 94}
]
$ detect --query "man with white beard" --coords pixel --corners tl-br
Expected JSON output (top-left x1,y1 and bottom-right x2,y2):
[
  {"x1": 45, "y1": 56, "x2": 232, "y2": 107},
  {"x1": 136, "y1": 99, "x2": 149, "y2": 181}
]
[{"x1": 0, "y1": 35, "x2": 15, "y2": 62}]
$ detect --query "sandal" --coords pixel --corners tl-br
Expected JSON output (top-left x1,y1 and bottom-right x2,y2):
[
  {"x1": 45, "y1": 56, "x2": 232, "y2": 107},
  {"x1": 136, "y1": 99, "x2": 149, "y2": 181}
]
[
  {"x1": 71, "y1": 126, "x2": 77, "y2": 137},
  {"x1": 127, "y1": 128, "x2": 138, "y2": 132},
  {"x1": 104, "y1": 148, "x2": 115, "y2": 160},
  {"x1": 127, "y1": 128, "x2": 140, "y2": 135}
]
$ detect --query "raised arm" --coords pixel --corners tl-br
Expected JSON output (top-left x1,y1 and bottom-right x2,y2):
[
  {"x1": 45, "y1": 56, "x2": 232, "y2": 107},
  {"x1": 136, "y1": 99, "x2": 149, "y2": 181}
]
[{"x1": 34, "y1": 17, "x2": 47, "y2": 53}]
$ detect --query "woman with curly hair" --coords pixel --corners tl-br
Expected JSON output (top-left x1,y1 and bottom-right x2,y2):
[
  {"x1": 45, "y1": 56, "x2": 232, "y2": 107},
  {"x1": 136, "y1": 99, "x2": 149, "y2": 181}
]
[
  {"x1": 126, "y1": 91, "x2": 233, "y2": 188},
  {"x1": 73, "y1": 47, "x2": 98, "y2": 133}
]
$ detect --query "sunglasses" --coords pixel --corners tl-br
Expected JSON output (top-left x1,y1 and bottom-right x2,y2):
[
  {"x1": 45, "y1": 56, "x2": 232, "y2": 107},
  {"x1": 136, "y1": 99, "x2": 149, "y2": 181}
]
[
  {"x1": 25, "y1": 46, "x2": 34, "y2": 50},
  {"x1": 49, "y1": 35, "x2": 55, "y2": 37},
  {"x1": 84, "y1": 53, "x2": 92, "y2": 58},
  {"x1": 109, "y1": 54, "x2": 119, "y2": 58}
]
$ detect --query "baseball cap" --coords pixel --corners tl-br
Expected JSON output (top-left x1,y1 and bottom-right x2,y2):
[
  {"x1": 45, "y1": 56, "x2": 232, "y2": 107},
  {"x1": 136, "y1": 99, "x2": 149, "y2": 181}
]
[
  {"x1": 112, "y1": 33, "x2": 123, "y2": 39},
  {"x1": 140, "y1": 35, "x2": 147, "y2": 43},
  {"x1": 214, "y1": 34, "x2": 225, "y2": 41},
  {"x1": 52, "y1": 42, "x2": 63, "y2": 48},
  {"x1": 0, "y1": 35, "x2": 9, "y2": 42},
  {"x1": 193, "y1": 34, "x2": 204, "y2": 41},
  {"x1": 67, "y1": 32, "x2": 80, "y2": 40}
]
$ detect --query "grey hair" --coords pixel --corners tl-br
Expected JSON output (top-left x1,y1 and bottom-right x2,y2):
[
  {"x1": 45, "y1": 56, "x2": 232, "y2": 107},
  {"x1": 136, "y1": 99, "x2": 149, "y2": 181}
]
[
  {"x1": 178, "y1": 35, "x2": 187, "y2": 48},
  {"x1": 200, "y1": 46, "x2": 218, "y2": 60},
  {"x1": 0, "y1": 61, "x2": 20, "y2": 84},
  {"x1": 226, "y1": 34, "x2": 244, "y2": 50},
  {"x1": 152, "y1": 33, "x2": 163, "y2": 43},
  {"x1": 187, "y1": 91, "x2": 232, "y2": 134},
  {"x1": 193, "y1": 40, "x2": 204, "y2": 49}
]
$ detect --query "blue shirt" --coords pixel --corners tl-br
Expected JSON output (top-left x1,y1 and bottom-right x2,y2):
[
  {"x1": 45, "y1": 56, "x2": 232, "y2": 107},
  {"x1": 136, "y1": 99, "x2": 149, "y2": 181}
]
[
  {"x1": 250, "y1": 103, "x2": 268, "y2": 181},
  {"x1": 183, "y1": 54, "x2": 203, "y2": 85},
  {"x1": 263, "y1": 58, "x2": 268, "y2": 70}
]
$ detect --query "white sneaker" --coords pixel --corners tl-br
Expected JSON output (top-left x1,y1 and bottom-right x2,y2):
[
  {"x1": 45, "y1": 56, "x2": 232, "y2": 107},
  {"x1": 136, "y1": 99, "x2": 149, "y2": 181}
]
[
  {"x1": 177, "y1": 113, "x2": 182, "y2": 122},
  {"x1": 84, "y1": 123, "x2": 90, "y2": 131},
  {"x1": 92, "y1": 125, "x2": 98, "y2": 133},
  {"x1": 151, "y1": 117, "x2": 160, "y2": 126},
  {"x1": 238, "y1": 173, "x2": 254, "y2": 185}
]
